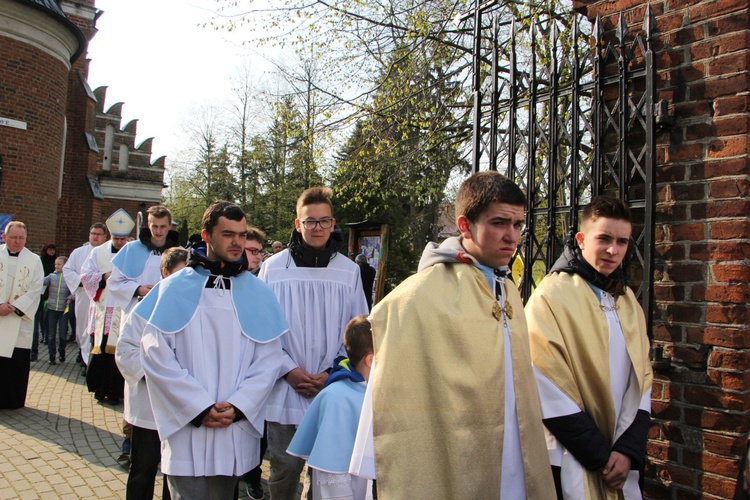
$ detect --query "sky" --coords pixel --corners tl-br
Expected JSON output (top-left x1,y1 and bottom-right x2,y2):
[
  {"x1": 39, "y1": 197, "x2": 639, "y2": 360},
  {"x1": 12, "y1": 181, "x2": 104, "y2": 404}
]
[{"x1": 86, "y1": 0, "x2": 270, "y2": 162}]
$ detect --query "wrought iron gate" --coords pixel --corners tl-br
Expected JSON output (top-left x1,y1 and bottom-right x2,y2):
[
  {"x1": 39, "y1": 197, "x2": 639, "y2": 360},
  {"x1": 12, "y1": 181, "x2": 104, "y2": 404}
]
[{"x1": 464, "y1": 4, "x2": 657, "y2": 334}]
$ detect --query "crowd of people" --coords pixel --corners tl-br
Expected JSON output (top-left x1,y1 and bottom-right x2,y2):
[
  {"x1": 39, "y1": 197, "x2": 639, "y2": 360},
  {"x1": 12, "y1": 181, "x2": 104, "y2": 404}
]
[{"x1": 0, "y1": 175, "x2": 747, "y2": 500}]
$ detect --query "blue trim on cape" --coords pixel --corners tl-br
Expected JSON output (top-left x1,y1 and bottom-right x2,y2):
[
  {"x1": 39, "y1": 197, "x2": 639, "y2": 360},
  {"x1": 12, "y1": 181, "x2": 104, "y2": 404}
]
[
  {"x1": 111, "y1": 240, "x2": 151, "y2": 279},
  {"x1": 133, "y1": 267, "x2": 288, "y2": 342}
]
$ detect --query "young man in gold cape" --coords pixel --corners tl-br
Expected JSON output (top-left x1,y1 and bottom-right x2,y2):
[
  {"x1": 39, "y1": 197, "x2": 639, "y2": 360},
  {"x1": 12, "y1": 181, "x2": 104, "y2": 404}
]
[
  {"x1": 360, "y1": 171, "x2": 555, "y2": 499},
  {"x1": 525, "y1": 196, "x2": 652, "y2": 499}
]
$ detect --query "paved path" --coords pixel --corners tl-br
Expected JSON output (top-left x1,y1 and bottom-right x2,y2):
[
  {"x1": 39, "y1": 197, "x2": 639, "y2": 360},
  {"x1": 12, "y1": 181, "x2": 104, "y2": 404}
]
[{"x1": 0, "y1": 342, "x2": 271, "y2": 499}]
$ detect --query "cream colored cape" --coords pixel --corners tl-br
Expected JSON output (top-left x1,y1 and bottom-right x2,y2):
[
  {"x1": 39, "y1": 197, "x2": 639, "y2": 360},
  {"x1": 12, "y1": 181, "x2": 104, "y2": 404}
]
[
  {"x1": 526, "y1": 272, "x2": 653, "y2": 499},
  {"x1": 370, "y1": 262, "x2": 555, "y2": 500},
  {"x1": 0, "y1": 247, "x2": 44, "y2": 356}
]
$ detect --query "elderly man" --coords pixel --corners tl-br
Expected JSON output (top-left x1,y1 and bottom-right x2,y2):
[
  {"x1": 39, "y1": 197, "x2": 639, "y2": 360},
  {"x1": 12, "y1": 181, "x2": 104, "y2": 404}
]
[
  {"x1": 64, "y1": 222, "x2": 108, "y2": 371},
  {"x1": 0, "y1": 221, "x2": 44, "y2": 409},
  {"x1": 271, "y1": 241, "x2": 283, "y2": 254}
]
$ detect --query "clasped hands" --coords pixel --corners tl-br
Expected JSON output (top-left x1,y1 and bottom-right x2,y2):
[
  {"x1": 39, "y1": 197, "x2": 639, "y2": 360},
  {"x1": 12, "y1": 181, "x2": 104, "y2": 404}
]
[
  {"x1": 600, "y1": 451, "x2": 631, "y2": 490},
  {"x1": 0, "y1": 303, "x2": 17, "y2": 316},
  {"x1": 284, "y1": 368, "x2": 328, "y2": 399},
  {"x1": 202, "y1": 402, "x2": 237, "y2": 428}
]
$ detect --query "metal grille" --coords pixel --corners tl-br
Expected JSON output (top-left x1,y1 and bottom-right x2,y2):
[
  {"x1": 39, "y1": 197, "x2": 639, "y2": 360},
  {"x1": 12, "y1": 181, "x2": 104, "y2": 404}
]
[{"x1": 466, "y1": 5, "x2": 656, "y2": 333}]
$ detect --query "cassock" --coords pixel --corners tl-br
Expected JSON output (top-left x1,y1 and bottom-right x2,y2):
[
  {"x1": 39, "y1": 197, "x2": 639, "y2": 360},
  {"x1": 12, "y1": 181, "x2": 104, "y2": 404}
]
[
  {"x1": 0, "y1": 246, "x2": 44, "y2": 408},
  {"x1": 140, "y1": 267, "x2": 288, "y2": 476},
  {"x1": 259, "y1": 250, "x2": 369, "y2": 425},
  {"x1": 81, "y1": 241, "x2": 124, "y2": 401},
  {"x1": 526, "y1": 272, "x2": 652, "y2": 500},
  {"x1": 63, "y1": 243, "x2": 95, "y2": 363},
  {"x1": 355, "y1": 237, "x2": 555, "y2": 500}
]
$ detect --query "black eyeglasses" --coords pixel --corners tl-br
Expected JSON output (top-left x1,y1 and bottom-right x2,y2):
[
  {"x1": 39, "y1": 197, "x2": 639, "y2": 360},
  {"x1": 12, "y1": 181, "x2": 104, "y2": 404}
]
[
  {"x1": 300, "y1": 218, "x2": 334, "y2": 230},
  {"x1": 246, "y1": 248, "x2": 262, "y2": 255}
]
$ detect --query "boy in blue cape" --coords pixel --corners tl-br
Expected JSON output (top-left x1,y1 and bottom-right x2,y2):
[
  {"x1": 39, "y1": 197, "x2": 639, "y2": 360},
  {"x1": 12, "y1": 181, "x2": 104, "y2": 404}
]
[{"x1": 287, "y1": 315, "x2": 373, "y2": 500}]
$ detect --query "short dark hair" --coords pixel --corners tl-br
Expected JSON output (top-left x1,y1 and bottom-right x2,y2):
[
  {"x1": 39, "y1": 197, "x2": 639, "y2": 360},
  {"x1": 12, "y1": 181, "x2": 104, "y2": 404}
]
[
  {"x1": 147, "y1": 205, "x2": 172, "y2": 224},
  {"x1": 160, "y1": 247, "x2": 188, "y2": 273},
  {"x1": 246, "y1": 226, "x2": 266, "y2": 244},
  {"x1": 202, "y1": 201, "x2": 245, "y2": 234},
  {"x1": 90, "y1": 222, "x2": 108, "y2": 237},
  {"x1": 581, "y1": 196, "x2": 631, "y2": 226},
  {"x1": 344, "y1": 315, "x2": 373, "y2": 370},
  {"x1": 296, "y1": 187, "x2": 333, "y2": 218},
  {"x1": 455, "y1": 171, "x2": 526, "y2": 222}
]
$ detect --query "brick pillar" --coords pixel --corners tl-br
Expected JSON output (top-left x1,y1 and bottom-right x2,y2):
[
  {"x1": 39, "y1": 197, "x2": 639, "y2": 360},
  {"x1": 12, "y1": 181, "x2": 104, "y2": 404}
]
[{"x1": 574, "y1": 1, "x2": 750, "y2": 498}]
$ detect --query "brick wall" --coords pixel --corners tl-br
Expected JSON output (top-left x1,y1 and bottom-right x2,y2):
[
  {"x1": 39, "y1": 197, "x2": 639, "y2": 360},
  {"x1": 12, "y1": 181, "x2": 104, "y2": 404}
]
[
  {"x1": 0, "y1": 36, "x2": 69, "y2": 251},
  {"x1": 575, "y1": 1, "x2": 750, "y2": 498}
]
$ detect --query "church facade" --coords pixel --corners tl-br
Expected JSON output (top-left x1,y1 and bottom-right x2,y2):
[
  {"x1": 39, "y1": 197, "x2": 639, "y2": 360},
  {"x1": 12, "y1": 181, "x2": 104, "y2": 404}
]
[{"x1": 0, "y1": 0, "x2": 165, "y2": 254}]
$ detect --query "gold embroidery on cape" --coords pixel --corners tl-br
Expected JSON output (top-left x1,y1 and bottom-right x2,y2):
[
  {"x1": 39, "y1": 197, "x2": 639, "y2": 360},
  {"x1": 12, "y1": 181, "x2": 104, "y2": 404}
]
[
  {"x1": 504, "y1": 300, "x2": 513, "y2": 319},
  {"x1": 492, "y1": 302, "x2": 502, "y2": 321}
]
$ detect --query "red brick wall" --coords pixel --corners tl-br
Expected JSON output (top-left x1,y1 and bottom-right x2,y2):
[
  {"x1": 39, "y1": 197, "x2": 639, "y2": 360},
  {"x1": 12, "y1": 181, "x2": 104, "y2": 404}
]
[
  {"x1": 2, "y1": 2, "x2": 167, "y2": 257},
  {"x1": 575, "y1": 1, "x2": 750, "y2": 498},
  {"x1": 0, "y1": 36, "x2": 69, "y2": 252}
]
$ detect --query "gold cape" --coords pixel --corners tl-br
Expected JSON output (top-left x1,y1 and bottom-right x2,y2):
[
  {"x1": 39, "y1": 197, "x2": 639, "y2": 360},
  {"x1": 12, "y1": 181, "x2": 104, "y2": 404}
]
[
  {"x1": 370, "y1": 262, "x2": 555, "y2": 500},
  {"x1": 525, "y1": 272, "x2": 653, "y2": 499}
]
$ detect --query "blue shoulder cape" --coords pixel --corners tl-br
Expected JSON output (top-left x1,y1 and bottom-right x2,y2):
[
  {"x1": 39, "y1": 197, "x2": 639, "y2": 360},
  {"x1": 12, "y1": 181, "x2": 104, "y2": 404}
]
[
  {"x1": 286, "y1": 378, "x2": 366, "y2": 473},
  {"x1": 111, "y1": 240, "x2": 152, "y2": 279},
  {"x1": 133, "y1": 267, "x2": 288, "y2": 343}
]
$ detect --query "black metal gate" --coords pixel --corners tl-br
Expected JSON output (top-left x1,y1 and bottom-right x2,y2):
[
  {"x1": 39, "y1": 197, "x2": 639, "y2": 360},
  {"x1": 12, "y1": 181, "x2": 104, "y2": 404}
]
[{"x1": 464, "y1": 4, "x2": 657, "y2": 333}]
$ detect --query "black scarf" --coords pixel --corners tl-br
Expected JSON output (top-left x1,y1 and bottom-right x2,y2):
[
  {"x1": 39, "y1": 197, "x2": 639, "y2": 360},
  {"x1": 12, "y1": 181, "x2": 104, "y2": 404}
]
[
  {"x1": 287, "y1": 229, "x2": 342, "y2": 268},
  {"x1": 186, "y1": 242, "x2": 248, "y2": 277},
  {"x1": 549, "y1": 240, "x2": 628, "y2": 296},
  {"x1": 138, "y1": 227, "x2": 180, "y2": 254}
]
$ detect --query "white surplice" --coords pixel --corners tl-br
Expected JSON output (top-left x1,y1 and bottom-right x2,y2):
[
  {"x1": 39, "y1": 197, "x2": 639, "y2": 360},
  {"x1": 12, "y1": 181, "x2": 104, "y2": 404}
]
[
  {"x1": 81, "y1": 243, "x2": 121, "y2": 354},
  {"x1": 141, "y1": 270, "x2": 286, "y2": 477},
  {"x1": 63, "y1": 243, "x2": 95, "y2": 361},
  {"x1": 259, "y1": 250, "x2": 369, "y2": 425},
  {"x1": 109, "y1": 240, "x2": 162, "y2": 315},
  {"x1": 116, "y1": 310, "x2": 157, "y2": 429},
  {"x1": 534, "y1": 290, "x2": 652, "y2": 500},
  {"x1": 110, "y1": 240, "x2": 164, "y2": 427}
]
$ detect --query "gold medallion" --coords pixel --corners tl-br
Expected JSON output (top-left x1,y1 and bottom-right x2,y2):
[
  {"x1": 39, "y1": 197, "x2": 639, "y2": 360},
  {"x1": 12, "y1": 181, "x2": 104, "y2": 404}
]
[{"x1": 492, "y1": 303, "x2": 503, "y2": 321}]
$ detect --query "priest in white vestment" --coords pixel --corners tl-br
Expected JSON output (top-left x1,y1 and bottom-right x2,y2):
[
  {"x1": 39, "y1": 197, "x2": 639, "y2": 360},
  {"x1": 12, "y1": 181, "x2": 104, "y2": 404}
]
[
  {"x1": 82, "y1": 210, "x2": 133, "y2": 404},
  {"x1": 0, "y1": 221, "x2": 44, "y2": 409},
  {"x1": 64, "y1": 222, "x2": 108, "y2": 367},
  {"x1": 140, "y1": 201, "x2": 287, "y2": 499}
]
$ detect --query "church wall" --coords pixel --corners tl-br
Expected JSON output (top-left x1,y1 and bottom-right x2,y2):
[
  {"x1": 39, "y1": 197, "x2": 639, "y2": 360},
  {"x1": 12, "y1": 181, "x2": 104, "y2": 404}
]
[
  {"x1": 574, "y1": 1, "x2": 750, "y2": 498},
  {"x1": 0, "y1": 31, "x2": 69, "y2": 251}
]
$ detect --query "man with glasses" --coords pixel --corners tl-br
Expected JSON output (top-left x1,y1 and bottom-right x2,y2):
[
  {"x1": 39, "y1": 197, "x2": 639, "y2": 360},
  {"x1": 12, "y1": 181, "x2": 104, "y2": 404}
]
[
  {"x1": 64, "y1": 222, "x2": 108, "y2": 373},
  {"x1": 260, "y1": 187, "x2": 369, "y2": 499},
  {"x1": 244, "y1": 227, "x2": 266, "y2": 277},
  {"x1": 242, "y1": 226, "x2": 267, "y2": 499}
]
